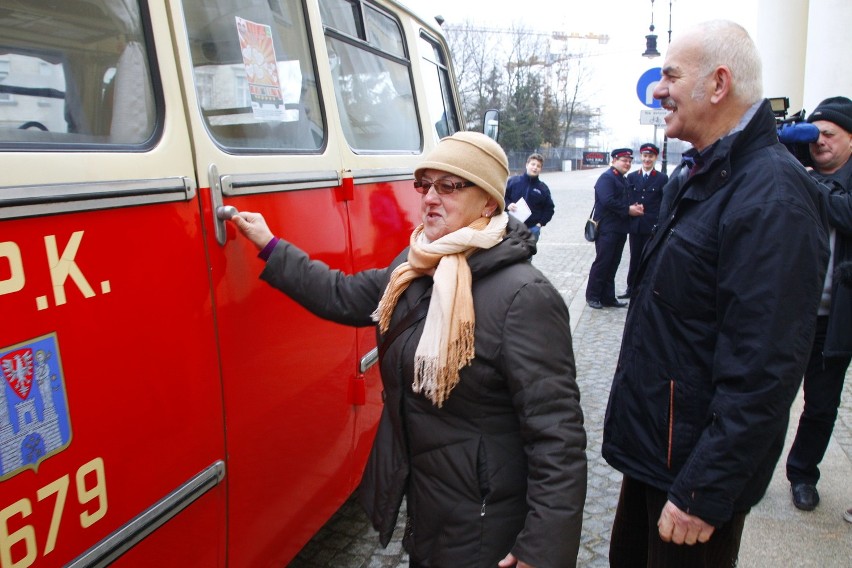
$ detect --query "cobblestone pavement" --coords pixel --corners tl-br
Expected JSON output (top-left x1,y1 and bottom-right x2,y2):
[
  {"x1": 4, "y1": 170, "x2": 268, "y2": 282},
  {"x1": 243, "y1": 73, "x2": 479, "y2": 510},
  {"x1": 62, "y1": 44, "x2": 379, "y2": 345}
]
[{"x1": 291, "y1": 169, "x2": 852, "y2": 567}]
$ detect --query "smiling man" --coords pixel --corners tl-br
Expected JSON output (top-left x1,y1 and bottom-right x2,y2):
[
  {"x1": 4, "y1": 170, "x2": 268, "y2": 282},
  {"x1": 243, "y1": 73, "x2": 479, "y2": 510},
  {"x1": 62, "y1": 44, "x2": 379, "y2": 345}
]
[{"x1": 602, "y1": 20, "x2": 830, "y2": 567}]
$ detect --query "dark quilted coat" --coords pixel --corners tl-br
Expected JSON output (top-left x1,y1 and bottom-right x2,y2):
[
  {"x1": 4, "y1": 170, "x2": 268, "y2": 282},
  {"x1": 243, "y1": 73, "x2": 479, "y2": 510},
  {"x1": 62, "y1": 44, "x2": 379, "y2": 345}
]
[{"x1": 260, "y1": 217, "x2": 587, "y2": 567}]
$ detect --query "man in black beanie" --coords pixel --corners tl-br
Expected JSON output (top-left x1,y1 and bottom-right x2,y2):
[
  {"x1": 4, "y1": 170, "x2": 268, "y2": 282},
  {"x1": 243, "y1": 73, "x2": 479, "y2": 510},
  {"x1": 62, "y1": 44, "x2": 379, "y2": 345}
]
[{"x1": 786, "y1": 95, "x2": 852, "y2": 513}]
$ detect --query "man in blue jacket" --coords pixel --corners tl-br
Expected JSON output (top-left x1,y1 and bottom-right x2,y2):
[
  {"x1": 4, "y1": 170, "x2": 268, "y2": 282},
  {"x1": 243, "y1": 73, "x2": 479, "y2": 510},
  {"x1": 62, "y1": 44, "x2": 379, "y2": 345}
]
[
  {"x1": 585, "y1": 148, "x2": 644, "y2": 309},
  {"x1": 620, "y1": 143, "x2": 668, "y2": 299},
  {"x1": 505, "y1": 153, "x2": 555, "y2": 244},
  {"x1": 603, "y1": 20, "x2": 828, "y2": 567}
]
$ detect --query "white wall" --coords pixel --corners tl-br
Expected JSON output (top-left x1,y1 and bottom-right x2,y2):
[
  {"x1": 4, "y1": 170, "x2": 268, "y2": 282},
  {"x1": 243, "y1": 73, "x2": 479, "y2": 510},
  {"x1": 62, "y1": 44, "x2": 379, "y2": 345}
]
[
  {"x1": 755, "y1": 0, "x2": 810, "y2": 113},
  {"x1": 802, "y1": 0, "x2": 852, "y2": 114}
]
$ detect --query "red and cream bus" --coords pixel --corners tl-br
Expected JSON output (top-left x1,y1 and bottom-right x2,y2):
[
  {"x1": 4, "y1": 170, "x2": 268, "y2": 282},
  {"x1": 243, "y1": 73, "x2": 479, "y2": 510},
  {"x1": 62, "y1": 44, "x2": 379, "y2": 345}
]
[{"x1": 0, "y1": 0, "x2": 478, "y2": 565}]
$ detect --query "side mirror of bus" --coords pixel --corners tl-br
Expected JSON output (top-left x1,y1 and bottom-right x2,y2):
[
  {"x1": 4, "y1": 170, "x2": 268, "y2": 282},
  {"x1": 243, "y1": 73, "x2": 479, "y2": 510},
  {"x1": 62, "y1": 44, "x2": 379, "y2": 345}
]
[{"x1": 483, "y1": 109, "x2": 500, "y2": 141}]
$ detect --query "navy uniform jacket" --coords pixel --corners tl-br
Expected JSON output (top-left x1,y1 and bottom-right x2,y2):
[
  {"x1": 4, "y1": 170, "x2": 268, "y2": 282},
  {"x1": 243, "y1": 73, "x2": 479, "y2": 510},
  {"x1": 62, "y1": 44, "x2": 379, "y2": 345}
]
[
  {"x1": 593, "y1": 167, "x2": 631, "y2": 234},
  {"x1": 626, "y1": 168, "x2": 668, "y2": 235},
  {"x1": 505, "y1": 173, "x2": 555, "y2": 228}
]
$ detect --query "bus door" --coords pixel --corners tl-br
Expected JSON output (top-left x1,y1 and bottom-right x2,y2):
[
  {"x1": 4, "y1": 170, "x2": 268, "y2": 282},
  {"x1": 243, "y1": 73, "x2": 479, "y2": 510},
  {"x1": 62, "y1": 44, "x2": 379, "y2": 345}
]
[
  {"x1": 171, "y1": 0, "x2": 368, "y2": 563},
  {"x1": 0, "y1": 1, "x2": 226, "y2": 566}
]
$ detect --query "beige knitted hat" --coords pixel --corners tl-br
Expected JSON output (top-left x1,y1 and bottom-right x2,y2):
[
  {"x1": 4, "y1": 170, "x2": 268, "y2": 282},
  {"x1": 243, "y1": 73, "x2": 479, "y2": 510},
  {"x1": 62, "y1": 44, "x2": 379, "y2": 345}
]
[{"x1": 414, "y1": 131, "x2": 509, "y2": 212}]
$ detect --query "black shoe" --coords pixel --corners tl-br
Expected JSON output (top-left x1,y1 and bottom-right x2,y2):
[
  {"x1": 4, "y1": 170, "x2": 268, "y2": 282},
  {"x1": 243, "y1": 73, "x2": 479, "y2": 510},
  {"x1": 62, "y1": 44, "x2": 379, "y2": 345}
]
[
  {"x1": 617, "y1": 289, "x2": 632, "y2": 299},
  {"x1": 602, "y1": 300, "x2": 628, "y2": 308},
  {"x1": 791, "y1": 483, "x2": 819, "y2": 511},
  {"x1": 587, "y1": 300, "x2": 603, "y2": 309}
]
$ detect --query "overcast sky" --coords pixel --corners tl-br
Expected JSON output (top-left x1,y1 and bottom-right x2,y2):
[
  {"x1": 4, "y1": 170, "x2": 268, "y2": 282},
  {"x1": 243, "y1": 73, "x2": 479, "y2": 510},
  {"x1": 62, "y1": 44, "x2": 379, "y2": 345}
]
[{"x1": 401, "y1": 0, "x2": 761, "y2": 149}]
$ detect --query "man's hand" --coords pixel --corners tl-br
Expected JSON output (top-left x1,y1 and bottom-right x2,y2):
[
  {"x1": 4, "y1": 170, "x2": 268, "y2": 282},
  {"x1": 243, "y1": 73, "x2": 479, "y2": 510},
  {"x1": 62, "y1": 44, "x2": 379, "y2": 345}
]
[
  {"x1": 229, "y1": 211, "x2": 275, "y2": 251},
  {"x1": 498, "y1": 552, "x2": 534, "y2": 568},
  {"x1": 628, "y1": 203, "x2": 645, "y2": 217},
  {"x1": 657, "y1": 500, "x2": 715, "y2": 545},
  {"x1": 507, "y1": 203, "x2": 518, "y2": 212}
]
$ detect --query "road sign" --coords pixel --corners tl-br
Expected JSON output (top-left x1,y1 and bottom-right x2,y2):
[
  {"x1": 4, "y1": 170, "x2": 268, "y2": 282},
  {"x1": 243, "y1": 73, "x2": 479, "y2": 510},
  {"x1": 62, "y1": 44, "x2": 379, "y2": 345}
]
[
  {"x1": 636, "y1": 67, "x2": 662, "y2": 109},
  {"x1": 640, "y1": 109, "x2": 667, "y2": 126}
]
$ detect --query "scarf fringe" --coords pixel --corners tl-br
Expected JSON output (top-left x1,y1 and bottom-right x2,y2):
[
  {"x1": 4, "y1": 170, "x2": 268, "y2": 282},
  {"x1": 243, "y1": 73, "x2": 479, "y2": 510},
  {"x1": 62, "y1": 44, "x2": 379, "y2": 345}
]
[{"x1": 412, "y1": 321, "x2": 475, "y2": 407}]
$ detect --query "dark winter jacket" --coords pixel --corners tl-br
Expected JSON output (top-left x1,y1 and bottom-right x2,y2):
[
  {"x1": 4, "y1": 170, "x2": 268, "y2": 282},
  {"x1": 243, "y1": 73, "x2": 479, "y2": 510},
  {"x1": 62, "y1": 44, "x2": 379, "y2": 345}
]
[
  {"x1": 602, "y1": 99, "x2": 830, "y2": 526},
  {"x1": 505, "y1": 173, "x2": 555, "y2": 228},
  {"x1": 593, "y1": 167, "x2": 631, "y2": 234},
  {"x1": 260, "y1": 217, "x2": 587, "y2": 567},
  {"x1": 626, "y1": 168, "x2": 668, "y2": 234},
  {"x1": 813, "y1": 157, "x2": 852, "y2": 357}
]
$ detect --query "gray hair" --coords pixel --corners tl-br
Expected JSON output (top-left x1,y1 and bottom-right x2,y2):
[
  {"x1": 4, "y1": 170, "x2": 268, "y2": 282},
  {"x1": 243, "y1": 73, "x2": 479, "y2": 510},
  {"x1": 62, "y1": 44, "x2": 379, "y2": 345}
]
[{"x1": 692, "y1": 20, "x2": 763, "y2": 105}]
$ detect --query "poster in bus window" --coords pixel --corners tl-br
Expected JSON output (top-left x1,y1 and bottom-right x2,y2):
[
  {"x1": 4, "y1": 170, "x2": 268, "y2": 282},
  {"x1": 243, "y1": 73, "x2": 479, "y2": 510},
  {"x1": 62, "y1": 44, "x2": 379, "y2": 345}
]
[
  {"x1": 236, "y1": 16, "x2": 287, "y2": 121},
  {"x1": 0, "y1": 333, "x2": 72, "y2": 481}
]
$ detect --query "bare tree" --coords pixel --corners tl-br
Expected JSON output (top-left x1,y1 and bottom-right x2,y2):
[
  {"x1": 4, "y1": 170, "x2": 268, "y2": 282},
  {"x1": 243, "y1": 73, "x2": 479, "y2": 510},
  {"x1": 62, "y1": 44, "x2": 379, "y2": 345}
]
[{"x1": 442, "y1": 23, "x2": 603, "y2": 153}]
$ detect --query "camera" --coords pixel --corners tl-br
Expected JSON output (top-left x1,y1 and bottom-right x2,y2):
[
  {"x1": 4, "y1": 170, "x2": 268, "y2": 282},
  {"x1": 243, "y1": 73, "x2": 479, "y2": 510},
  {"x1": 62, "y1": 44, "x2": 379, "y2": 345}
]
[{"x1": 771, "y1": 97, "x2": 818, "y2": 168}]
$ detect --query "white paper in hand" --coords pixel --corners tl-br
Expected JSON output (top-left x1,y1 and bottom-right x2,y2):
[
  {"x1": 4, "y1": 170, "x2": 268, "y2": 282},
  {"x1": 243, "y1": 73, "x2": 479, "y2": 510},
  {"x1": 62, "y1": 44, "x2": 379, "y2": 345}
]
[{"x1": 508, "y1": 197, "x2": 532, "y2": 223}]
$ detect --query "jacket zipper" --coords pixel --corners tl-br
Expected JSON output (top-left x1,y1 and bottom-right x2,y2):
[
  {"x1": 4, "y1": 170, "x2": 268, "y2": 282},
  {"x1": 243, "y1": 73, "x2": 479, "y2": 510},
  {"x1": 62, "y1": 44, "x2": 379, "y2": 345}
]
[{"x1": 668, "y1": 379, "x2": 675, "y2": 469}]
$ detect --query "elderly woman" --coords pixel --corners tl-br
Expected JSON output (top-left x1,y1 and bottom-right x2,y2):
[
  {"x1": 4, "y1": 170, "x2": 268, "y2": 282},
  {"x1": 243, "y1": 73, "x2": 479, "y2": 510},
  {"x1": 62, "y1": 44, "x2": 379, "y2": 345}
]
[{"x1": 230, "y1": 132, "x2": 586, "y2": 568}]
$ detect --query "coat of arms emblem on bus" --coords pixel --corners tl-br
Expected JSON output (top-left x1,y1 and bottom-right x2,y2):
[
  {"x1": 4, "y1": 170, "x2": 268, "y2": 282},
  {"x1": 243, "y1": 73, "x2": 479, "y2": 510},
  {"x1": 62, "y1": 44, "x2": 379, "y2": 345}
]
[{"x1": 0, "y1": 333, "x2": 72, "y2": 480}]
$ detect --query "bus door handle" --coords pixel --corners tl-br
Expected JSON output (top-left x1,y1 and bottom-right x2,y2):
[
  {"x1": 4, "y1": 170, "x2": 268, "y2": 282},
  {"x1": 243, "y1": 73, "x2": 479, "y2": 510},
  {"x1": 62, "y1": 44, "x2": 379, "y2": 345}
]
[
  {"x1": 209, "y1": 163, "x2": 234, "y2": 246},
  {"x1": 216, "y1": 205, "x2": 238, "y2": 220}
]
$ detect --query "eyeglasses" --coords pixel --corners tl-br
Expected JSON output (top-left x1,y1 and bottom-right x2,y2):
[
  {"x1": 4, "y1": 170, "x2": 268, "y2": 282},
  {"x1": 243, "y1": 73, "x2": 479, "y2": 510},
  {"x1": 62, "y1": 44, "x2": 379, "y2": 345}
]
[{"x1": 413, "y1": 178, "x2": 476, "y2": 195}]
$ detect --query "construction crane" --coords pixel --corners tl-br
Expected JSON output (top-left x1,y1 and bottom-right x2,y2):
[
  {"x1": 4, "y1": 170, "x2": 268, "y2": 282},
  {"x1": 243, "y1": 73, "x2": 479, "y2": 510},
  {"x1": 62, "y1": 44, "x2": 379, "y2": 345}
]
[
  {"x1": 551, "y1": 31, "x2": 609, "y2": 44},
  {"x1": 443, "y1": 25, "x2": 609, "y2": 44}
]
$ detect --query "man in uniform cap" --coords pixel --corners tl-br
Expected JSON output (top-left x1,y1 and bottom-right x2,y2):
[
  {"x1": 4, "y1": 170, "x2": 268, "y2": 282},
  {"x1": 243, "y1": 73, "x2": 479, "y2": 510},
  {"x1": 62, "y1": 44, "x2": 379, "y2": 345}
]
[
  {"x1": 585, "y1": 147, "x2": 644, "y2": 309},
  {"x1": 621, "y1": 143, "x2": 668, "y2": 299},
  {"x1": 785, "y1": 95, "x2": 852, "y2": 516}
]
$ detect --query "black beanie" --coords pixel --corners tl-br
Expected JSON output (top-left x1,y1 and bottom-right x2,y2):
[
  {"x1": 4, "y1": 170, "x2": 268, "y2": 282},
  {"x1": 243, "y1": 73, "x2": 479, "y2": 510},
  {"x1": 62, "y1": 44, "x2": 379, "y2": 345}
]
[{"x1": 807, "y1": 96, "x2": 852, "y2": 133}]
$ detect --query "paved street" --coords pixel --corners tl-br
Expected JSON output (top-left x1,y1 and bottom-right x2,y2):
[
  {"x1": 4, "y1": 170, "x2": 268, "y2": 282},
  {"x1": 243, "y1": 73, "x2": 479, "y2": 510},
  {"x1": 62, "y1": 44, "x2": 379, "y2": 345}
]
[{"x1": 291, "y1": 168, "x2": 852, "y2": 567}]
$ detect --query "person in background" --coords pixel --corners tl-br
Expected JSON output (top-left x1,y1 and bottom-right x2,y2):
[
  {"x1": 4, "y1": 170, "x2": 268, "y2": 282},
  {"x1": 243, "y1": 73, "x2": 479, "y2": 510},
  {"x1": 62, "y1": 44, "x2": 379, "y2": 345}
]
[
  {"x1": 602, "y1": 20, "x2": 828, "y2": 567},
  {"x1": 620, "y1": 143, "x2": 667, "y2": 299},
  {"x1": 228, "y1": 131, "x2": 587, "y2": 568},
  {"x1": 585, "y1": 148, "x2": 644, "y2": 309},
  {"x1": 785, "y1": 96, "x2": 852, "y2": 513},
  {"x1": 505, "y1": 152, "x2": 555, "y2": 244}
]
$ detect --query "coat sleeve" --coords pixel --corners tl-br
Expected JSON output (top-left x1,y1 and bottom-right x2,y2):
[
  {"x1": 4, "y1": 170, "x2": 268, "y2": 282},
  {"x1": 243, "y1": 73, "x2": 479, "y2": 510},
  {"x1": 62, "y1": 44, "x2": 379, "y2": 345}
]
[
  {"x1": 815, "y1": 173, "x2": 852, "y2": 236},
  {"x1": 259, "y1": 238, "x2": 388, "y2": 327},
  {"x1": 535, "y1": 182, "x2": 555, "y2": 226},
  {"x1": 667, "y1": 191, "x2": 829, "y2": 525},
  {"x1": 502, "y1": 280, "x2": 587, "y2": 568},
  {"x1": 596, "y1": 173, "x2": 628, "y2": 219}
]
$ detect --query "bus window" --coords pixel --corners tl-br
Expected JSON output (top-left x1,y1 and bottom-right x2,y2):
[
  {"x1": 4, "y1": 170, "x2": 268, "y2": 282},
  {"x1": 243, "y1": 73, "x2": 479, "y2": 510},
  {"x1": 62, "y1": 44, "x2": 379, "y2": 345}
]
[
  {"x1": 418, "y1": 33, "x2": 460, "y2": 142},
  {"x1": 183, "y1": 0, "x2": 325, "y2": 152},
  {"x1": 321, "y1": 0, "x2": 420, "y2": 153},
  {"x1": 0, "y1": 0, "x2": 158, "y2": 147}
]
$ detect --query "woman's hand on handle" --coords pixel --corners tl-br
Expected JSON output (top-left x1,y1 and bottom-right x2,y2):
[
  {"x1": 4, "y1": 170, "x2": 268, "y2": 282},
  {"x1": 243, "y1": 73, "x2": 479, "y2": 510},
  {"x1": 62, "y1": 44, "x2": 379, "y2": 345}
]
[{"x1": 229, "y1": 211, "x2": 276, "y2": 251}]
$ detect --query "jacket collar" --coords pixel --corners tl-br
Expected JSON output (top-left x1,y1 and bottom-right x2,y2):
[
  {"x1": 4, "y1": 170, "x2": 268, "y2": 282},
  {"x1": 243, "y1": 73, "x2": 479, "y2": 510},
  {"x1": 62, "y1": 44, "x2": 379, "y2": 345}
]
[{"x1": 468, "y1": 216, "x2": 535, "y2": 278}]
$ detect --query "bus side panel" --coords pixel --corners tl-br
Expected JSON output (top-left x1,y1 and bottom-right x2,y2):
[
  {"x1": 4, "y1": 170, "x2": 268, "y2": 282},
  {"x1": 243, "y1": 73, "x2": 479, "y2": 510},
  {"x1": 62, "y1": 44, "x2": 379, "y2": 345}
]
[
  {"x1": 202, "y1": 186, "x2": 359, "y2": 566},
  {"x1": 0, "y1": 201, "x2": 226, "y2": 567},
  {"x1": 111, "y1": 488, "x2": 225, "y2": 567}
]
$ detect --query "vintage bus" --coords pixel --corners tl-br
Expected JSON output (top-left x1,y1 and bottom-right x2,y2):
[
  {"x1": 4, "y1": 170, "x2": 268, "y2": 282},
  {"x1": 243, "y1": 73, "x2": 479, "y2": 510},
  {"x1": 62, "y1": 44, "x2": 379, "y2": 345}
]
[{"x1": 0, "y1": 0, "x2": 479, "y2": 565}]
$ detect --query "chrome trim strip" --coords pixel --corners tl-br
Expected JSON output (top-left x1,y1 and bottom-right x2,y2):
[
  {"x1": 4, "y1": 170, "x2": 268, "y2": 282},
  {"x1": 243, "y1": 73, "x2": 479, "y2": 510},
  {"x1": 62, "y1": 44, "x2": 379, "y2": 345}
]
[
  {"x1": 65, "y1": 460, "x2": 226, "y2": 568},
  {"x1": 360, "y1": 347, "x2": 379, "y2": 374},
  {"x1": 351, "y1": 168, "x2": 413, "y2": 185},
  {"x1": 221, "y1": 170, "x2": 341, "y2": 196},
  {"x1": 0, "y1": 177, "x2": 195, "y2": 220}
]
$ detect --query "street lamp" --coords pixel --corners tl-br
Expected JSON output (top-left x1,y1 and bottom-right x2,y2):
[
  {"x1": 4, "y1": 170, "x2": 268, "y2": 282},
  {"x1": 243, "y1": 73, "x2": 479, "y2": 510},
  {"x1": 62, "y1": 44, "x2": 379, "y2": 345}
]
[
  {"x1": 640, "y1": 0, "x2": 673, "y2": 173},
  {"x1": 642, "y1": 0, "x2": 661, "y2": 58}
]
